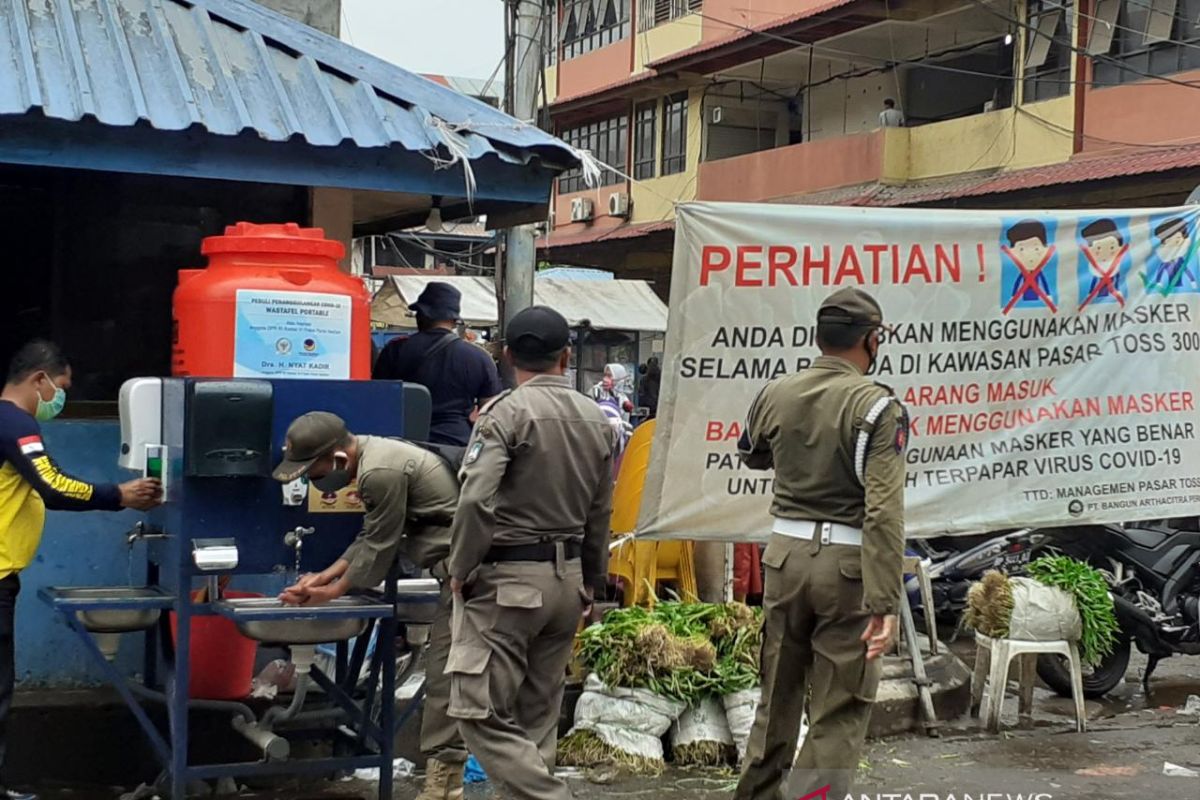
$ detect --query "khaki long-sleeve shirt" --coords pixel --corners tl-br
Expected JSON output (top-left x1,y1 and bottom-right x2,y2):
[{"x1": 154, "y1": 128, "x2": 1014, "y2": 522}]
[
  {"x1": 740, "y1": 356, "x2": 908, "y2": 614},
  {"x1": 448, "y1": 374, "x2": 615, "y2": 590},
  {"x1": 341, "y1": 436, "x2": 459, "y2": 588}
]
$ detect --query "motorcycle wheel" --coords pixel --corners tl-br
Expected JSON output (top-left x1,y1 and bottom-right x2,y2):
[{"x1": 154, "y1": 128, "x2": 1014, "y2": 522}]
[{"x1": 1035, "y1": 637, "x2": 1131, "y2": 699}]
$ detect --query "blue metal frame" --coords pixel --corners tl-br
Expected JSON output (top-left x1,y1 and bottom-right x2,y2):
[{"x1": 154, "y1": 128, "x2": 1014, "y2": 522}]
[{"x1": 38, "y1": 378, "x2": 438, "y2": 799}]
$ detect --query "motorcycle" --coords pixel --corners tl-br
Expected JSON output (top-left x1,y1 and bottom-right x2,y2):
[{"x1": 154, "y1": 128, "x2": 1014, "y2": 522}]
[{"x1": 909, "y1": 520, "x2": 1200, "y2": 699}]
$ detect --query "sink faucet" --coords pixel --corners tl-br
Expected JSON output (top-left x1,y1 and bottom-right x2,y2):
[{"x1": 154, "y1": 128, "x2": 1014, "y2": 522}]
[
  {"x1": 284, "y1": 526, "x2": 315, "y2": 550},
  {"x1": 126, "y1": 521, "x2": 167, "y2": 547}
]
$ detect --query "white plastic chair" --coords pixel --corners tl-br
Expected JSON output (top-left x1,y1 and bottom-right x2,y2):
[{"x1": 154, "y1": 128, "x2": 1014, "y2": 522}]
[{"x1": 970, "y1": 633, "x2": 1087, "y2": 733}]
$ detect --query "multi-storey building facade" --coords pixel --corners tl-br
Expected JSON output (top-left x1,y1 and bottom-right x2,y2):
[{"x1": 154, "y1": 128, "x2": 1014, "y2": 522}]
[{"x1": 537, "y1": 0, "x2": 1200, "y2": 293}]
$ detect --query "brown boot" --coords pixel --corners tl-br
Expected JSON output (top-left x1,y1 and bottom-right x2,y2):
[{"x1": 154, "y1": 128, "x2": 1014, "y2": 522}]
[
  {"x1": 444, "y1": 761, "x2": 464, "y2": 800},
  {"x1": 415, "y1": 759, "x2": 450, "y2": 800}
]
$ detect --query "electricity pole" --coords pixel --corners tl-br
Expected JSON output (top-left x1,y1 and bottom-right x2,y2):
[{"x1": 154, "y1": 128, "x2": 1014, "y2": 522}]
[{"x1": 499, "y1": 0, "x2": 543, "y2": 334}]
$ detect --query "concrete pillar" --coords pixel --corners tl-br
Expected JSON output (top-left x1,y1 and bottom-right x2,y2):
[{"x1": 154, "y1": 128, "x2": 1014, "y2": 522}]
[
  {"x1": 254, "y1": 0, "x2": 341, "y2": 37},
  {"x1": 310, "y1": 187, "x2": 354, "y2": 272}
]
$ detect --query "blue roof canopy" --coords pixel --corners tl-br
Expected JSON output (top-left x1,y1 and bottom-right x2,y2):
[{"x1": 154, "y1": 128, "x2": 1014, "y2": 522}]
[{"x1": 0, "y1": 0, "x2": 577, "y2": 224}]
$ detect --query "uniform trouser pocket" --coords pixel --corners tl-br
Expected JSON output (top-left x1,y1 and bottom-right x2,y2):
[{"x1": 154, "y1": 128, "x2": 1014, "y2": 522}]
[
  {"x1": 446, "y1": 643, "x2": 492, "y2": 720},
  {"x1": 835, "y1": 553, "x2": 880, "y2": 702}
]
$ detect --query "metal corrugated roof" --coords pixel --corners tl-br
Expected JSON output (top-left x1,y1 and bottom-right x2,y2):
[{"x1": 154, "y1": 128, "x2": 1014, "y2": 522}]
[{"x1": 0, "y1": 0, "x2": 574, "y2": 167}]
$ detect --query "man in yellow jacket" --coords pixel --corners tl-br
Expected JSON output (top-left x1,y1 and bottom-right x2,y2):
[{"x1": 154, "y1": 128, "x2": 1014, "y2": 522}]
[{"x1": 0, "y1": 341, "x2": 160, "y2": 800}]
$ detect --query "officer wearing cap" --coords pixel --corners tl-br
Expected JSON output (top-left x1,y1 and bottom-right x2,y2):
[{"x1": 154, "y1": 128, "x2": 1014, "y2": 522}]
[
  {"x1": 374, "y1": 282, "x2": 504, "y2": 446},
  {"x1": 733, "y1": 288, "x2": 907, "y2": 800},
  {"x1": 446, "y1": 306, "x2": 615, "y2": 800},
  {"x1": 272, "y1": 412, "x2": 468, "y2": 800}
]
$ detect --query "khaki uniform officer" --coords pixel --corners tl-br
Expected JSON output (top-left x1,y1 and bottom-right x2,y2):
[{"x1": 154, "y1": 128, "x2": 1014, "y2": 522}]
[
  {"x1": 733, "y1": 288, "x2": 908, "y2": 800},
  {"x1": 272, "y1": 412, "x2": 467, "y2": 800},
  {"x1": 446, "y1": 306, "x2": 615, "y2": 800}
]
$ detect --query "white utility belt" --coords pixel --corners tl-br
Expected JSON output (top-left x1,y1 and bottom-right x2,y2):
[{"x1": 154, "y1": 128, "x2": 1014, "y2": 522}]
[{"x1": 772, "y1": 518, "x2": 863, "y2": 547}]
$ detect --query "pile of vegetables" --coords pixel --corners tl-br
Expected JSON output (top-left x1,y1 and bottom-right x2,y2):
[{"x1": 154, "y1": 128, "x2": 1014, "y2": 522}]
[
  {"x1": 1026, "y1": 555, "x2": 1120, "y2": 666},
  {"x1": 560, "y1": 601, "x2": 763, "y2": 772},
  {"x1": 575, "y1": 602, "x2": 763, "y2": 704},
  {"x1": 965, "y1": 555, "x2": 1119, "y2": 667},
  {"x1": 557, "y1": 729, "x2": 665, "y2": 775}
]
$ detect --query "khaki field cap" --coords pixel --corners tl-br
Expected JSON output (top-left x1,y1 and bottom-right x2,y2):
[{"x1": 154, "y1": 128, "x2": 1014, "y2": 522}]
[
  {"x1": 273, "y1": 411, "x2": 349, "y2": 482},
  {"x1": 818, "y1": 287, "x2": 883, "y2": 326}
]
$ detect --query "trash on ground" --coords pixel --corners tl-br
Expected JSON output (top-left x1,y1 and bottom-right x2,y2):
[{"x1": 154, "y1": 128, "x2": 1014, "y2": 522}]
[
  {"x1": 1163, "y1": 762, "x2": 1200, "y2": 778},
  {"x1": 464, "y1": 754, "x2": 488, "y2": 784},
  {"x1": 1074, "y1": 765, "x2": 1140, "y2": 777},
  {"x1": 1176, "y1": 695, "x2": 1200, "y2": 717},
  {"x1": 352, "y1": 758, "x2": 416, "y2": 782}
]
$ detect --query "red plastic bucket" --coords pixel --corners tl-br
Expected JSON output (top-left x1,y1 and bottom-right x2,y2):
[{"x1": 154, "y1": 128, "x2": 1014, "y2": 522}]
[{"x1": 169, "y1": 590, "x2": 260, "y2": 700}]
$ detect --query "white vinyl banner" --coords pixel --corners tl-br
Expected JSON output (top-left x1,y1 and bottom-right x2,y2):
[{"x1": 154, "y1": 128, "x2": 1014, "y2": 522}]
[{"x1": 638, "y1": 202, "x2": 1200, "y2": 541}]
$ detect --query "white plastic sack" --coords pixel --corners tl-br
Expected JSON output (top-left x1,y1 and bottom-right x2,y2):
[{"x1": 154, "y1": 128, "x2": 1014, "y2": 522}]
[
  {"x1": 671, "y1": 697, "x2": 734, "y2": 749},
  {"x1": 1007, "y1": 577, "x2": 1083, "y2": 642},
  {"x1": 722, "y1": 688, "x2": 808, "y2": 765},
  {"x1": 570, "y1": 674, "x2": 687, "y2": 760},
  {"x1": 723, "y1": 688, "x2": 760, "y2": 763}
]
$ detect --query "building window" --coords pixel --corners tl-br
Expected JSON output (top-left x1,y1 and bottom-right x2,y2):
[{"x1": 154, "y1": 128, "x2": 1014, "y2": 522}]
[
  {"x1": 1091, "y1": 0, "x2": 1200, "y2": 85},
  {"x1": 639, "y1": 0, "x2": 703, "y2": 32},
  {"x1": 1022, "y1": 0, "x2": 1073, "y2": 102},
  {"x1": 558, "y1": 114, "x2": 629, "y2": 193},
  {"x1": 661, "y1": 92, "x2": 688, "y2": 175},
  {"x1": 633, "y1": 101, "x2": 658, "y2": 180},
  {"x1": 563, "y1": 0, "x2": 629, "y2": 59},
  {"x1": 544, "y1": 1, "x2": 560, "y2": 67}
]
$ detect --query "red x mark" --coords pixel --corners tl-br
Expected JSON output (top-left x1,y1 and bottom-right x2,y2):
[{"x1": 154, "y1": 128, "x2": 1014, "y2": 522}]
[
  {"x1": 1002, "y1": 245, "x2": 1058, "y2": 314},
  {"x1": 1079, "y1": 244, "x2": 1129, "y2": 310},
  {"x1": 796, "y1": 786, "x2": 831, "y2": 800}
]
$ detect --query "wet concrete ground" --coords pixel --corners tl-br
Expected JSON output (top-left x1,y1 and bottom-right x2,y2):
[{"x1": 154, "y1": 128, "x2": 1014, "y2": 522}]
[{"x1": 24, "y1": 646, "x2": 1200, "y2": 800}]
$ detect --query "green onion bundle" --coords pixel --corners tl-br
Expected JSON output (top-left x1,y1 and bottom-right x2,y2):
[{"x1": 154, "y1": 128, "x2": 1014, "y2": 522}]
[
  {"x1": 1026, "y1": 555, "x2": 1120, "y2": 667},
  {"x1": 576, "y1": 602, "x2": 763, "y2": 704}
]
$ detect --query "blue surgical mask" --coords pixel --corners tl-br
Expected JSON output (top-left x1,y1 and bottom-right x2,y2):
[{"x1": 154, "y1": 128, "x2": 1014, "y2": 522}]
[{"x1": 35, "y1": 380, "x2": 66, "y2": 422}]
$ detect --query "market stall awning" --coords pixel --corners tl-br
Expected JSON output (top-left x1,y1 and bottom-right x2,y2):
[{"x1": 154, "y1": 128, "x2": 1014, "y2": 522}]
[
  {"x1": 372, "y1": 275, "x2": 669, "y2": 333},
  {"x1": 0, "y1": 0, "x2": 578, "y2": 227}
]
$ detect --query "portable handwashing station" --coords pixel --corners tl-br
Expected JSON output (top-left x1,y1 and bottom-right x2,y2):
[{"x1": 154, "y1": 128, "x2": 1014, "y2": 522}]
[{"x1": 41, "y1": 377, "x2": 439, "y2": 799}]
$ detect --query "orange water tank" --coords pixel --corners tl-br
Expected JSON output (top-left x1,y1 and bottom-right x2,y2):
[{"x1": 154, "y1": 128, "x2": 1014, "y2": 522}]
[{"x1": 172, "y1": 223, "x2": 370, "y2": 380}]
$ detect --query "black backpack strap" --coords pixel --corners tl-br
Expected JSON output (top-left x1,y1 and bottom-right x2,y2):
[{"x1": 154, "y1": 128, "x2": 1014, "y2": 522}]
[{"x1": 418, "y1": 333, "x2": 460, "y2": 367}]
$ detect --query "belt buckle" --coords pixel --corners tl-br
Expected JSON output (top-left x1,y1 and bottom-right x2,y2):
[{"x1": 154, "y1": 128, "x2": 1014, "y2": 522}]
[{"x1": 819, "y1": 522, "x2": 832, "y2": 545}]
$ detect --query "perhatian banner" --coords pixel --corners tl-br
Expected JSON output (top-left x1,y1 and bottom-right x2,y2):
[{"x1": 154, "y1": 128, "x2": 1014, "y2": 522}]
[{"x1": 637, "y1": 202, "x2": 1200, "y2": 541}]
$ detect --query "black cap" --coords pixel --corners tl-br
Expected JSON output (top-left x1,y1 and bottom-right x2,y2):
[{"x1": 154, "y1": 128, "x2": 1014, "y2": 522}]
[
  {"x1": 818, "y1": 287, "x2": 883, "y2": 326},
  {"x1": 273, "y1": 412, "x2": 349, "y2": 482},
  {"x1": 507, "y1": 305, "x2": 570, "y2": 357},
  {"x1": 411, "y1": 281, "x2": 462, "y2": 321}
]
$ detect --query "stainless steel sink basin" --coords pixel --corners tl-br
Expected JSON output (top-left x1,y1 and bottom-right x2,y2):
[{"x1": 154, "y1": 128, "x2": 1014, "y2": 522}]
[
  {"x1": 51, "y1": 587, "x2": 168, "y2": 633},
  {"x1": 214, "y1": 596, "x2": 390, "y2": 645}
]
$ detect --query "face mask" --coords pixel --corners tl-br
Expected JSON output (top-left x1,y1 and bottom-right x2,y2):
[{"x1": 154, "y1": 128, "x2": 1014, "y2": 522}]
[
  {"x1": 865, "y1": 333, "x2": 879, "y2": 376},
  {"x1": 35, "y1": 379, "x2": 67, "y2": 422},
  {"x1": 311, "y1": 454, "x2": 351, "y2": 492}
]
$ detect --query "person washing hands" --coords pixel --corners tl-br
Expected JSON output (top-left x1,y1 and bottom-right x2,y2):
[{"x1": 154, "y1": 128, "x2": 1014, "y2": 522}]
[{"x1": 272, "y1": 412, "x2": 469, "y2": 800}]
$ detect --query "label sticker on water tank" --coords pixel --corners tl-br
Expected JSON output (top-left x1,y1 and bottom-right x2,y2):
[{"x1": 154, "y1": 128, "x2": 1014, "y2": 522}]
[{"x1": 233, "y1": 290, "x2": 352, "y2": 379}]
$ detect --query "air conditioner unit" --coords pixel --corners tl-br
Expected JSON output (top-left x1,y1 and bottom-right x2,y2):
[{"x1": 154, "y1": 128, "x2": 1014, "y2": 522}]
[
  {"x1": 570, "y1": 197, "x2": 594, "y2": 222},
  {"x1": 608, "y1": 192, "x2": 631, "y2": 218}
]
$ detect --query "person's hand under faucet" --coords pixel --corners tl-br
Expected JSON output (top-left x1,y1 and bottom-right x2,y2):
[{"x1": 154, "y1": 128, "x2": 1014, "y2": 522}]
[{"x1": 280, "y1": 558, "x2": 350, "y2": 606}]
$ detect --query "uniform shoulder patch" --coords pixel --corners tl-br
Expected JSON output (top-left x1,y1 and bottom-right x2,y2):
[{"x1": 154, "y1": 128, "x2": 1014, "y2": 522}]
[
  {"x1": 873, "y1": 380, "x2": 896, "y2": 395},
  {"x1": 894, "y1": 406, "x2": 910, "y2": 454},
  {"x1": 464, "y1": 440, "x2": 484, "y2": 466}
]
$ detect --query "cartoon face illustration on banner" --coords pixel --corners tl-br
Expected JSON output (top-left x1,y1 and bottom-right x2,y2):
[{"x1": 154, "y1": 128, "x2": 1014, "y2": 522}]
[
  {"x1": 1076, "y1": 217, "x2": 1131, "y2": 310},
  {"x1": 1144, "y1": 215, "x2": 1200, "y2": 296},
  {"x1": 1000, "y1": 218, "x2": 1059, "y2": 314}
]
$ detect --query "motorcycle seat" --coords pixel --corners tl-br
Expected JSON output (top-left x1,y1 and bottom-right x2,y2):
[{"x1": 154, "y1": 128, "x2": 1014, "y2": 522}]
[{"x1": 1121, "y1": 526, "x2": 1168, "y2": 549}]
